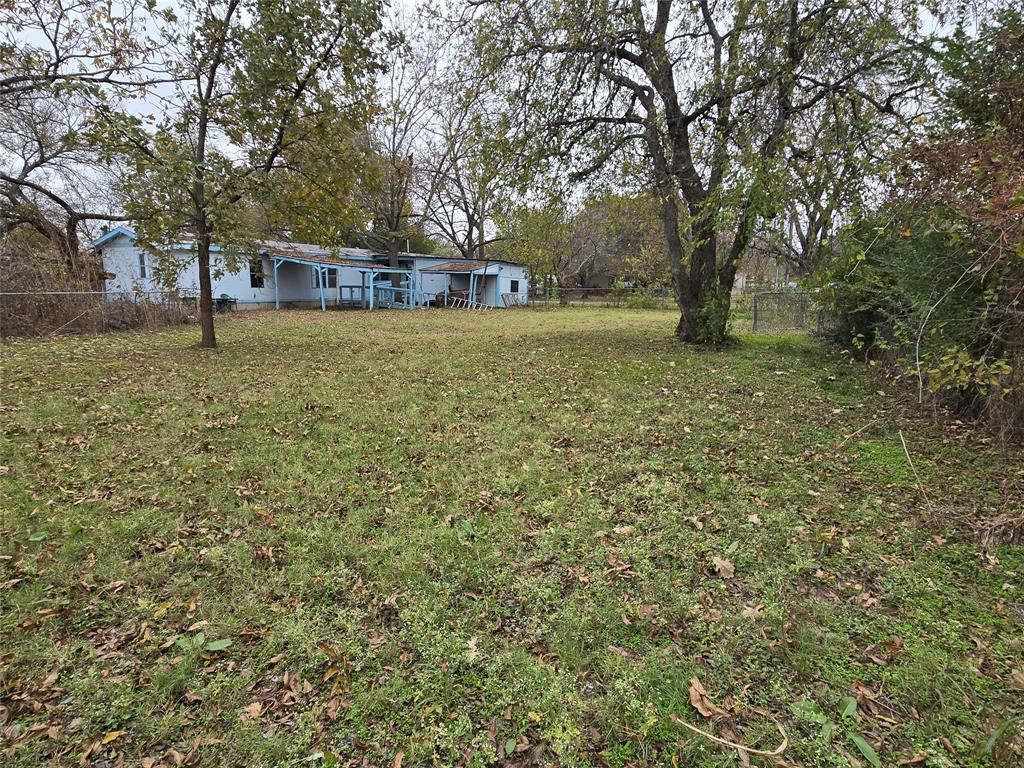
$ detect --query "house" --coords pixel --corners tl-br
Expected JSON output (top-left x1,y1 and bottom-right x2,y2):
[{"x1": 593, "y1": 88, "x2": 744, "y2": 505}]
[{"x1": 89, "y1": 227, "x2": 529, "y2": 310}]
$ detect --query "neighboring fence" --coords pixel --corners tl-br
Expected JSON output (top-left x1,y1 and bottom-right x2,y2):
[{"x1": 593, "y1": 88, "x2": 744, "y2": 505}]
[
  {"x1": 0, "y1": 290, "x2": 192, "y2": 338},
  {"x1": 751, "y1": 291, "x2": 834, "y2": 333},
  {"x1": 529, "y1": 286, "x2": 673, "y2": 308}
]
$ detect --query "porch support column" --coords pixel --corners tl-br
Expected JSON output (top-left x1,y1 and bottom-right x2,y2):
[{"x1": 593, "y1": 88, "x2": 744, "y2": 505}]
[
  {"x1": 318, "y1": 266, "x2": 326, "y2": 311},
  {"x1": 368, "y1": 271, "x2": 375, "y2": 310},
  {"x1": 274, "y1": 257, "x2": 281, "y2": 309}
]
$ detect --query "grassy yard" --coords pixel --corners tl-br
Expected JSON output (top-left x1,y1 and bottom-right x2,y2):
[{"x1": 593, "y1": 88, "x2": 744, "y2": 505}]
[{"x1": 2, "y1": 308, "x2": 1022, "y2": 767}]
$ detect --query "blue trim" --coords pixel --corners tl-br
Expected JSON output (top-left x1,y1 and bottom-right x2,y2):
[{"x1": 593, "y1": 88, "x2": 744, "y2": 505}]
[{"x1": 88, "y1": 226, "x2": 136, "y2": 249}]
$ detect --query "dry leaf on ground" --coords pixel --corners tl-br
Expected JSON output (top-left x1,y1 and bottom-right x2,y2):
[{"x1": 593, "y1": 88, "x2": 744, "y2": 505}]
[
  {"x1": 689, "y1": 676, "x2": 726, "y2": 718},
  {"x1": 712, "y1": 555, "x2": 735, "y2": 579}
]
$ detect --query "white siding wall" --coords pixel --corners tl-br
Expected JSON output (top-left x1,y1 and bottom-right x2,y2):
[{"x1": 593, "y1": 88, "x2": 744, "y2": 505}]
[
  {"x1": 100, "y1": 237, "x2": 276, "y2": 303},
  {"x1": 98, "y1": 234, "x2": 529, "y2": 309},
  {"x1": 496, "y1": 265, "x2": 528, "y2": 305},
  {"x1": 411, "y1": 258, "x2": 449, "y2": 301},
  {"x1": 100, "y1": 244, "x2": 161, "y2": 293}
]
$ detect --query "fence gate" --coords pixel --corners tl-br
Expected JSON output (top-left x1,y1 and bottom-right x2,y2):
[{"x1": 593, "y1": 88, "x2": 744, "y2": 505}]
[{"x1": 752, "y1": 291, "x2": 810, "y2": 332}]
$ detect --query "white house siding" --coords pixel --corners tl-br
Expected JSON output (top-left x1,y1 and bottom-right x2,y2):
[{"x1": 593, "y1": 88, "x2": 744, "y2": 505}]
[
  {"x1": 410, "y1": 258, "x2": 449, "y2": 302},
  {"x1": 94, "y1": 231, "x2": 529, "y2": 310},
  {"x1": 99, "y1": 242, "x2": 161, "y2": 294},
  {"x1": 497, "y1": 265, "x2": 528, "y2": 305}
]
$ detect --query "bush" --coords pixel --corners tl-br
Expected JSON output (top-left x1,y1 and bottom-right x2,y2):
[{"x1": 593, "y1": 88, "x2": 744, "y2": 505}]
[
  {"x1": 813, "y1": 11, "x2": 1024, "y2": 440},
  {"x1": 814, "y1": 200, "x2": 1022, "y2": 437}
]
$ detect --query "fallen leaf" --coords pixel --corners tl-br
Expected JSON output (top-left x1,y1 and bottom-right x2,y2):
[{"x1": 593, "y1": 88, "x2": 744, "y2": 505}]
[
  {"x1": 101, "y1": 730, "x2": 126, "y2": 745},
  {"x1": 326, "y1": 696, "x2": 344, "y2": 720},
  {"x1": 392, "y1": 749, "x2": 404, "y2": 768},
  {"x1": 1010, "y1": 669, "x2": 1024, "y2": 691},
  {"x1": 741, "y1": 604, "x2": 763, "y2": 620},
  {"x1": 721, "y1": 723, "x2": 752, "y2": 767},
  {"x1": 688, "y1": 677, "x2": 725, "y2": 718},
  {"x1": 244, "y1": 702, "x2": 263, "y2": 719},
  {"x1": 899, "y1": 754, "x2": 929, "y2": 766},
  {"x1": 712, "y1": 555, "x2": 735, "y2": 579}
]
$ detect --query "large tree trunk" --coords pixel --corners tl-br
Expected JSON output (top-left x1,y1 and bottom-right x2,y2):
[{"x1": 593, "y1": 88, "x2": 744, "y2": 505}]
[
  {"x1": 196, "y1": 227, "x2": 216, "y2": 348},
  {"x1": 657, "y1": 189, "x2": 732, "y2": 344},
  {"x1": 674, "y1": 237, "x2": 731, "y2": 343},
  {"x1": 387, "y1": 240, "x2": 401, "y2": 289}
]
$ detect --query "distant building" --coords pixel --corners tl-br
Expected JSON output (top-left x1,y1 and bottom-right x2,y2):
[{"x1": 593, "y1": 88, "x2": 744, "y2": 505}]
[{"x1": 90, "y1": 227, "x2": 528, "y2": 310}]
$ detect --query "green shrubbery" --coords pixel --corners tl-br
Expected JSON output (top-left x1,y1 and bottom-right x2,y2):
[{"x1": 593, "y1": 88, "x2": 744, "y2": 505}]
[{"x1": 814, "y1": 11, "x2": 1023, "y2": 438}]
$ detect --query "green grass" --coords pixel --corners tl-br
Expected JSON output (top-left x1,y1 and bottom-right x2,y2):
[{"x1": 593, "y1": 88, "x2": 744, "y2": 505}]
[{"x1": 1, "y1": 308, "x2": 1022, "y2": 767}]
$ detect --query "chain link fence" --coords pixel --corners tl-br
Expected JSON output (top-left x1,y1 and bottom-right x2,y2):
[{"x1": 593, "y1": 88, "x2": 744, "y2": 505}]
[
  {"x1": 751, "y1": 291, "x2": 835, "y2": 334},
  {"x1": 528, "y1": 286, "x2": 673, "y2": 309}
]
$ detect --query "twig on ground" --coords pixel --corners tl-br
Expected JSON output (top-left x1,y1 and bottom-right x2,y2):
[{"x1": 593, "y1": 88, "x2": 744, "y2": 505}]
[
  {"x1": 838, "y1": 418, "x2": 880, "y2": 447},
  {"x1": 899, "y1": 429, "x2": 934, "y2": 511},
  {"x1": 670, "y1": 713, "x2": 789, "y2": 757}
]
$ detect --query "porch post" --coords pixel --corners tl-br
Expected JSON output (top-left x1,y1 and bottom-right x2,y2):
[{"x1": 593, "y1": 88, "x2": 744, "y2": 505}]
[
  {"x1": 368, "y1": 271, "x2": 375, "y2": 310},
  {"x1": 318, "y1": 266, "x2": 326, "y2": 311},
  {"x1": 274, "y1": 257, "x2": 280, "y2": 309}
]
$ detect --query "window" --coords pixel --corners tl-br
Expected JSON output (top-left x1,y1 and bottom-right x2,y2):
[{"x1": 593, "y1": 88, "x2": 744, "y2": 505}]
[
  {"x1": 510, "y1": 279, "x2": 520, "y2": 293},
  {"x1": 312, "y1": 268, "x2": 338, "y2": 289},
  {"x1": 137, "y1": 252, "x2": 147, "y2": 279},
  {"x1": 249, "y1": 257, "x2": 265, "y2": 288}
]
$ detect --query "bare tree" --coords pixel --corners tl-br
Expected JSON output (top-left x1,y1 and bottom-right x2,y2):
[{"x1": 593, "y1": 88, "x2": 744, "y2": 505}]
[
  {"x1": 355, "y1": 12, "x2": 440, "y2": 284},
  {"x1": 0, "y1": 97, "x2": 128, "y2": 286},
  {"x1": 420, "y1": 62, "x2": 512, "y2": 262},
  {"x1": 0, "y1": 0, "x2": 167, "y2": 285}
]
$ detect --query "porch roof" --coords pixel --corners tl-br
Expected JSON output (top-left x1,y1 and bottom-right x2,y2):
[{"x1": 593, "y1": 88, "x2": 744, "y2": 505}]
[
  {"x1": 264, "y1": 246, "x2": 374, "y2": 270},
  {"x1": 420, "y1": 260, "x2": 502, "y2": 275}
]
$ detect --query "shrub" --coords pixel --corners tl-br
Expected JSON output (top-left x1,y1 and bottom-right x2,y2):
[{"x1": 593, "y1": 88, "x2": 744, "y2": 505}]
[{"x1": 813, "y1": 11, "x2": 1024, "y2": 439}]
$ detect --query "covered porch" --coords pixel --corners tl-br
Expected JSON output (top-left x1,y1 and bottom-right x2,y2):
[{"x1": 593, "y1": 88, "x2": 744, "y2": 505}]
[
  {"x1": 268, "y1": 251, "x2": 428, "y2": 310},
  {"x1": 420, "y1": 261, "x2": 503, "y2": 308}
]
